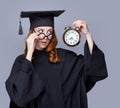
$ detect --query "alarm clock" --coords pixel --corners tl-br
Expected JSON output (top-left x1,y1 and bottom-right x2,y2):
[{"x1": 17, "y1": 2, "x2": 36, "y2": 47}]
[{"x1": 63, "y1": 26, "x2": 81, "y2": 47}]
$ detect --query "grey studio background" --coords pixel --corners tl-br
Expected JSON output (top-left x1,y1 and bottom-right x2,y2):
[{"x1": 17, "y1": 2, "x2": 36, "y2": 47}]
[{"x1": 0, "y1": 0, "x2": 119, "y2": 108}]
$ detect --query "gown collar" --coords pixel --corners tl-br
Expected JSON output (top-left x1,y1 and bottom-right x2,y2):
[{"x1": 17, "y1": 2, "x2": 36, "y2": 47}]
[{"x1": 34, "y1": 49, "x2": 47, "y2": 57}]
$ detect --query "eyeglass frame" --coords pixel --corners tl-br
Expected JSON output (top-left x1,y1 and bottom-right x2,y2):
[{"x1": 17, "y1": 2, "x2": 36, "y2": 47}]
[{"x1": 33, "y1": 29, "x2": 54, "y2": 40}]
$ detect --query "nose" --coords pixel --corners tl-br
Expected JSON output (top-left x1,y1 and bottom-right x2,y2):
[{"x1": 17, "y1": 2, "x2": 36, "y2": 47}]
[{"x1": 44, "y1": 36, "x2": 48, "y2": 40}]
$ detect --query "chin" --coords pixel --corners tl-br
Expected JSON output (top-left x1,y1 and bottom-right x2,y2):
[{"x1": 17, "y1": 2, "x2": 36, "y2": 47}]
[{"x1": 40, "y1": 45, "x2": 48, "y2": 49}]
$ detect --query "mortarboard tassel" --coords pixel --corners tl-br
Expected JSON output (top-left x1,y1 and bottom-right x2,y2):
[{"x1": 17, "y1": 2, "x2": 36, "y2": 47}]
[{"x1": 18, "y1": 17, "x2": 23, "y2": 35}]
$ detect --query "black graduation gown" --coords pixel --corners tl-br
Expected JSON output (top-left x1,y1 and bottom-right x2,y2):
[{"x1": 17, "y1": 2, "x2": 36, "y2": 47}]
[{"x1": 5, "y1": 42, "x2": 108, "y2": 108}]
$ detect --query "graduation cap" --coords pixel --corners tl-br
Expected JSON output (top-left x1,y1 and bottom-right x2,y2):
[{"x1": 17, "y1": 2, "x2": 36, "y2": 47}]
[{"x1": 19, "y1": 10, "x2": 65, "y2": 35}]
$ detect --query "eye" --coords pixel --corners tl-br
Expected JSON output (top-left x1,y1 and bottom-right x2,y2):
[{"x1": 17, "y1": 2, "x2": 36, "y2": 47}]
[
  {"x1": 47, "y1": 30, "x2": 53, "y2": 35},
  {"x1": 38, "y1": 29, "x2": 43, "y2": 34}
]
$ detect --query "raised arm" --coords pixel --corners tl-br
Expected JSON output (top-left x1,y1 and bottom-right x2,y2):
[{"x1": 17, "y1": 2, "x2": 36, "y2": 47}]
[{"x1": 73, "y1": 20, "x2": 93, "y2": 54}]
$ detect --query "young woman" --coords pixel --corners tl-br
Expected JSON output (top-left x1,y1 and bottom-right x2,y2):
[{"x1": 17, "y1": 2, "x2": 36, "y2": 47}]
[{"x1": 5, "y1": 10, "x2": 108, "y2": 108}]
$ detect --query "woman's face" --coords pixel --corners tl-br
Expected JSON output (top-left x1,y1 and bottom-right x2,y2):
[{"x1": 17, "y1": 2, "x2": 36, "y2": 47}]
[{"x1": 34, "y1": 26, "x2": 53, "y2": 50}]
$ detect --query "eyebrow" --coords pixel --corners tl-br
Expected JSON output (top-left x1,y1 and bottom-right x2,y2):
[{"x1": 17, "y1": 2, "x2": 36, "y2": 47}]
[
  {"x1": 38, "y1": 28, "x2": 52, "y2": 30},
  {"x1": 39, "y1": 29, "x2": 53, "y2": 32}
]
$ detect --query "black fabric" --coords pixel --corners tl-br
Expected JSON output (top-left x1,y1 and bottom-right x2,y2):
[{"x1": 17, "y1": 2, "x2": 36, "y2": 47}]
[
  {"x1": 5, "y1": 42, "x2": 108, "y2": 108},
  {"x1": 29, "y1": 16, "x2": 54, "y2": 29},
  {"x1": 20, "y1": 10, "x2": 65, "y2": 29}
]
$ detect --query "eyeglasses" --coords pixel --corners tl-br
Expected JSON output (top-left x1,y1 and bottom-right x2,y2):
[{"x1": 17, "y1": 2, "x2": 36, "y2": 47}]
[{"x1": 34, "y1": 29, "x2": 53, "y2": 40}]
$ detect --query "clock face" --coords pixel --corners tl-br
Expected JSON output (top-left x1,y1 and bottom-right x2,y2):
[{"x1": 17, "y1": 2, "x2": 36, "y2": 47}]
[{"x1": 63, "y1": 29, "x2": 80, "y2": 46}]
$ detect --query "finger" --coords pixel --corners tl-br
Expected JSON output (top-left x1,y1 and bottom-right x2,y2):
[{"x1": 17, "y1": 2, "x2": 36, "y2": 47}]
[
  {"x1": 35, "y1": 35, "x2": 40, "y2": 39},
  {"x1": 26, "y1": 35, "x2": 36, "y2": 43},
  {"x1": 32, "y1": 35, "x2": 39, "y2": 41},
  {"x1": 73, "y1": 21, "x2": 80, "y2": 26},
  {"x1": 73, "y1": 21, "x2": 76, "y2": 26},
  {"x1": 73, "y1": 22, "x2": 80, "y2": 29},
  {"x1": 31, "y1": 30, "x2": 39, "y2": 37},
  {"x1": 79, "y1": 23, "x2": 85, "y2": 28},
  {"x1": 33, "y1": 30, "x2": 40, "y2": 36}
]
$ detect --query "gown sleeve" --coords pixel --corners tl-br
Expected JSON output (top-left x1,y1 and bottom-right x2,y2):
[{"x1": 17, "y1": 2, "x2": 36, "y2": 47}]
[
  {"x1": 84, "y1": 41, "x2": 108, "y2": 92},
  {"x1": 5, "y1": 55, "x2": 45, "y2": 107}
]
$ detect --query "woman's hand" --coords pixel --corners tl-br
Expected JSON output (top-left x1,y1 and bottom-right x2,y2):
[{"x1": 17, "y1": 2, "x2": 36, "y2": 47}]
[
  {"x1": 73, "y1": 20, "x2": 90, "y2": 36},
  {"x1": 25, "y1": 32, "x2": 39, "y2": 61}
]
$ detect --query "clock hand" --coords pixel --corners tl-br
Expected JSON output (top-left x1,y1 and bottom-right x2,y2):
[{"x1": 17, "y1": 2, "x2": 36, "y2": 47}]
[{"x1": 69, "y1": 37, "x2": 74, "y2": 40}]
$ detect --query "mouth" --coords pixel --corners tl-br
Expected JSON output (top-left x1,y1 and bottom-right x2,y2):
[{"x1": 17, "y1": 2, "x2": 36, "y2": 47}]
[{"x1": 41, "y1": 41, "x2": 47, "y2": 45}]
